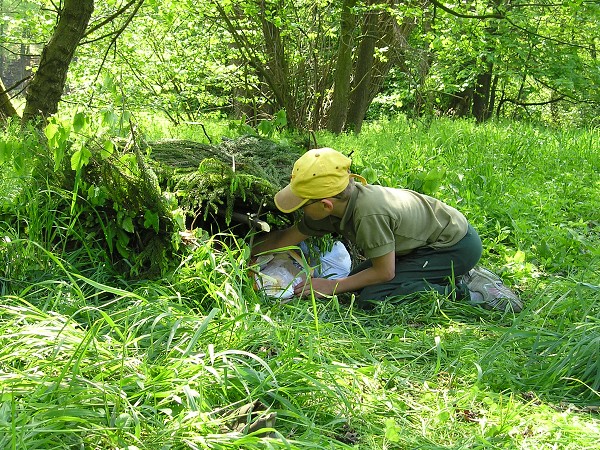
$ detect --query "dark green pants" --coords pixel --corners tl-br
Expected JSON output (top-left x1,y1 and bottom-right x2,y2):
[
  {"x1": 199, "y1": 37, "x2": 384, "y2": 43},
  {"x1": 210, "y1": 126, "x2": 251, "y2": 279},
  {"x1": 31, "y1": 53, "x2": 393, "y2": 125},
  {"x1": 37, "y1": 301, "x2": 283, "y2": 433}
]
[{"x1": 351, "y1": 225, "x2": 482, "y2": 302}]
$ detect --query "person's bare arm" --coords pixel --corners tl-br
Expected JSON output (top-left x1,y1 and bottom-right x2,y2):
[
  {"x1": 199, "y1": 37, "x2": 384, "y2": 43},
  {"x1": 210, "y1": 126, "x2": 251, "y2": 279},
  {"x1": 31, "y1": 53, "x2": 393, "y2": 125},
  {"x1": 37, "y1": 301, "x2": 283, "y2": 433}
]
[
  {"x1": 251, "y1": 224, "x2": 310, "y2": 257},
  {"x1": 294, "y1": 250, "x2": 396, "y2": 298}
]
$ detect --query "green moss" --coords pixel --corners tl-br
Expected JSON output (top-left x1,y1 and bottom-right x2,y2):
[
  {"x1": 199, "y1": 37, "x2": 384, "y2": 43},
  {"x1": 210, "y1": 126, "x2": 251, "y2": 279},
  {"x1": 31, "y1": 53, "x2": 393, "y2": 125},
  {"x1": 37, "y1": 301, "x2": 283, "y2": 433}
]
[{"x1": 149, "y1": 135, "x2": 302, "y2": 225}]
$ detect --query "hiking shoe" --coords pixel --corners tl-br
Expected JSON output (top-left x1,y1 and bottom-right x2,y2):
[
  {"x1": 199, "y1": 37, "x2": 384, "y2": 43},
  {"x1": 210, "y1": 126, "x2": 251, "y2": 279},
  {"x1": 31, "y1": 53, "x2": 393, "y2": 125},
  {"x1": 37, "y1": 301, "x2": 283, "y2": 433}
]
[{"x1": 463, "y1": 266, "x2": 523, "y2": 312}]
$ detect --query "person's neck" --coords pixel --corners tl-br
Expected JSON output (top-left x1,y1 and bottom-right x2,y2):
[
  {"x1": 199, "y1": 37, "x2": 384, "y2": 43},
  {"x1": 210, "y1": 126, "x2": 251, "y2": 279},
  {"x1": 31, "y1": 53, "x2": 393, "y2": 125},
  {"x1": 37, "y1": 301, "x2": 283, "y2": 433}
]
[{"x1": 330, "y1": 198, "x2": 349, "y2": 218}]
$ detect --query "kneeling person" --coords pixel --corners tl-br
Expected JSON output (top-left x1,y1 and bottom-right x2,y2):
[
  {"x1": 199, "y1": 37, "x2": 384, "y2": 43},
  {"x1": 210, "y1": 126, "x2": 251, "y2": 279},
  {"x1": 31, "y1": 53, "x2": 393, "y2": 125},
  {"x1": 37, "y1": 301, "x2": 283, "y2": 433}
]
[{"x1": 251, "y1": 148, "x2": 522, "y2": 312}]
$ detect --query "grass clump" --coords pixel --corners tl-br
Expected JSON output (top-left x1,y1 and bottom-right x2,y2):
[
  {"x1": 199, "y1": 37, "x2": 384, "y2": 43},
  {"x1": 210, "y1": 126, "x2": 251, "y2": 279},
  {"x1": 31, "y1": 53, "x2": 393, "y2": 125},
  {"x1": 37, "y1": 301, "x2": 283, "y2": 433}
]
[{"x1": 1, "y1": 116, "x2": 599, "y2": 449}]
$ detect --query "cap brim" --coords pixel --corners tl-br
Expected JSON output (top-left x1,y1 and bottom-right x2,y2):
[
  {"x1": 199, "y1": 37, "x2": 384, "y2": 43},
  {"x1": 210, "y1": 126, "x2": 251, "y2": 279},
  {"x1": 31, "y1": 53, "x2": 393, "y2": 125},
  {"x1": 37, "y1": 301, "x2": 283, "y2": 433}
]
[{"x1": 274, "y1": 184, "x2": 309, "y2": 213}]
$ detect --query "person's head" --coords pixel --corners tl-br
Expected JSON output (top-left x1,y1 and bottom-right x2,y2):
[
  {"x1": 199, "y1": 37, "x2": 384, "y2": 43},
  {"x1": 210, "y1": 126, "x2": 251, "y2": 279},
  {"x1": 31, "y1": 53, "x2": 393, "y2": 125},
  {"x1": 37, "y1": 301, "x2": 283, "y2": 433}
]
[{"x1": 274, "y1": 148, "x2": 365, "y2": 215}]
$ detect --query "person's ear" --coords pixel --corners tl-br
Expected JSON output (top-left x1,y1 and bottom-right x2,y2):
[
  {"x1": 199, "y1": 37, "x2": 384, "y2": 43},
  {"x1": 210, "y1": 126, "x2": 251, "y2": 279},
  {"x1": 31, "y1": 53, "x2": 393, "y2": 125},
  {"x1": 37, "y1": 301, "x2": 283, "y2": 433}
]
[{"x1": 321, "y1": 199, "x2": 335, "y2": 211}]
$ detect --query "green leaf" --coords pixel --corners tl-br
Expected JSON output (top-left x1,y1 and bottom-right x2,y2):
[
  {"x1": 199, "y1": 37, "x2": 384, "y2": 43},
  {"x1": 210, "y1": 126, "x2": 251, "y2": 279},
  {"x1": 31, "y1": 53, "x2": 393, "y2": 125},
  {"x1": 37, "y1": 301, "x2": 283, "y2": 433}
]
[
  {"x1": 384, "y1": 418, "x2": 401, "y2": 443},
  {"x1": 116, "y1": 229, "x2": 130, "y2": 258},
  {"x1": 44, "y1": 122, "x2": 58, "y2": 141},
  {"x1": 13, "y1": 153, "x2": 25, "y2": 175},
  {"x1": 360, "y1": 167, "x2": 378, "y2": 184},
  {"x1": 70, "y1": 146, "x2": 92, "y2": 170},
  {"x1": 102, "y1": 109, "x2": 118, "y2": 128},
  {"x1": 102, "y1": 72, "x2": 115, "y2": 92},
  {"x1": 0, "y1": 141, "x2": 11, "y2": 164},
  {"x1": 257, "y1": 120, "x2": 273, "y2": 136},
  {"x1": 115, "y1": 412, "x2": 133, "y2": 428},
  {"x1": 73, "y1": 112, "x2": 88, "y2": 132},
  {"x1": 101, "y1": 140, "x2": 114, "y2": 159},
  {"x1": 172, "y1": 208, "x2": 186, "y2": 231},
  {"x1": 422, "y1": 167, "x2": 446, "y2": 194},
  {"x1": 54, "y1": 146, "x2": 65, "y2": 171},
  {"x1": 121, "y1": 216, "x2": 134, "y2": 233},
  {"x1": 273, "y1": 109, "x2": 287, "y2": 127},
  {"x1": 144, "y1": 210, "x2": 159, "y2": 233},
  {"x1": 87, "y1": 185, "x2": 107, "y2": 207}
]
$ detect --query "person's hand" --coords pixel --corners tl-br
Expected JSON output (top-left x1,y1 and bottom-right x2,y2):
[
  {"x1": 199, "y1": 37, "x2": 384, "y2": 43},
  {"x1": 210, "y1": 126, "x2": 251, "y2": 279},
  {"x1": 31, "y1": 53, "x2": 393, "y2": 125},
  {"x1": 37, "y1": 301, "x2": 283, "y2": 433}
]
[{"x1": 293, "y1": 277, "x2": 339, "y2": 298}]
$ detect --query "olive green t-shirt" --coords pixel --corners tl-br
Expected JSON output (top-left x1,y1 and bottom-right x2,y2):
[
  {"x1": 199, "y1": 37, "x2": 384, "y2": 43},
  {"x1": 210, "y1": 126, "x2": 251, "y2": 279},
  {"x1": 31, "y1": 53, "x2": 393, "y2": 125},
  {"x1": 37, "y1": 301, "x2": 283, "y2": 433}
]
[{"x1": 297, "y1": 184, "x2": 469, "y2": 259}]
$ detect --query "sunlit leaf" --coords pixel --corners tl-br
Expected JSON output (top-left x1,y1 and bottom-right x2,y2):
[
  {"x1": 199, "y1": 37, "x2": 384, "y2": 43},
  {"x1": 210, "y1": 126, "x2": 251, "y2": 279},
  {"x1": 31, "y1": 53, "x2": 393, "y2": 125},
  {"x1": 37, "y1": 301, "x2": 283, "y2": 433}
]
[
  {"x1": 70, "y1": 146, "x2": 92, "y2": 170},
  {"x1": 384, "y1": 418, "x2": 401, "y2": 442},
  {"x1": 101, "y1": 140, "x2": 114, "y2": 159},
  {"x1": 73, "y1": 112, "x2": 88, "y2": 132},
  {"x1": 144, "y1": 210, "x2": 159, "y2": 233}
]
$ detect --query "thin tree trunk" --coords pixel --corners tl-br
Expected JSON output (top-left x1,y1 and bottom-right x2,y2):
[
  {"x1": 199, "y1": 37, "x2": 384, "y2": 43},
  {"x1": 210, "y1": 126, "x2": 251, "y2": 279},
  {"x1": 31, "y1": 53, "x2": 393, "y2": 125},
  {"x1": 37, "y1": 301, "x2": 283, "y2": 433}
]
[
  {"x1": 259, "y1": 1, "x2": 299, "y2": 128},
  {"x1": 346, "y1": 7, "x2": 378, "y2": 133},
  {"x1": 364, "y1": 5, "x2": 415, "y2": 115},
  {"x1": 22, "y1": 0, "x2": 94, "y2": 124},
  {"x1": 472, "y1": 67, "x2": 492, "y2": 122},
  {"x1": 342, "y1": 0, "x2": 416, "y2": 128},
  {"x1": 0, "y1": 77, "x2": 19, "y2": 122},
  {"x1": 327, "y1": 0, "x2": 357, "y2": 134}
]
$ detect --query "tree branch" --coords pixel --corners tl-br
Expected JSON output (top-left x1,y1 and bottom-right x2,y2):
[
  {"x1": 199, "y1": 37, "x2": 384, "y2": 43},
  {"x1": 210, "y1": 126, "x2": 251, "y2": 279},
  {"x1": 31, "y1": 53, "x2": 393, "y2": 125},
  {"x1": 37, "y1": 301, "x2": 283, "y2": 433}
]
[
  {"x1": 501, "y1": 96, "x2": 566, "y2": 107},
  {"x1": 503, "y1": 16, "x2": 595, "y2": 52},
  {"x1": 83, "y1": 0, "x2": 142, "y2": 38},
  {"x1": 211, "y1": 0, "x2": 282, "y2": 105},
  {"x1": 0, "y1": 75, "x2": 32, "y2": 97},
  {"x1": 83, "y1": 0, "x2": 145, "y2": 108},
  {"x1": 429, "y1": 0, "x2": 505, "y2": 20}
]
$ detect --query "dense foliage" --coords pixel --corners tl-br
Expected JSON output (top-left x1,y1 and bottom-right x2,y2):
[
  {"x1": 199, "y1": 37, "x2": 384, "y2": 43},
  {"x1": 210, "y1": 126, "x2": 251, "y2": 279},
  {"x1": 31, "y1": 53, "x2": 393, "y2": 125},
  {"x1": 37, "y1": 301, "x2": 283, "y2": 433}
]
[{"x1": 1, "y1": 0, "x2": 599, "y2": 128}]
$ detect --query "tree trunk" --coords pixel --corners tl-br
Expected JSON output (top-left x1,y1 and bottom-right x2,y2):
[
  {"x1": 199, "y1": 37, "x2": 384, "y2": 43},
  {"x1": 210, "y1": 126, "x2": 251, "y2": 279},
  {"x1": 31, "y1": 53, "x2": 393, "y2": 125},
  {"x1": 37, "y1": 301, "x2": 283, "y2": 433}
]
[
  {"x1": 364, "y1": 5, "x2": 416, "y2": 116},
  {"x1": 0, "y1": 77, "x2": 19, "y2": 122},
  {"x1": 345, "y1": 1, "x2": 414, "y2": 132},
  {"x1": 259, "y1": 1, "x2": 299, "y2": 128},
  {"x1": 472, "y1": 0, "x2": 504, "y2": 122},
  {"x1": 413, "y1": 6, "x2": 435, "y2": 118},
  {"x1": 346, "y1": 6, "x2": 378, "y2": 133},
  {"x1": 472, "y1": 66, "x2": 492, "y2": 122},
  {"x1": 327, "y1": 0, "x2": 357, "y2": 134},
  {"x1": 21, "y1": 0, "x2": 94, "y2": 124}
]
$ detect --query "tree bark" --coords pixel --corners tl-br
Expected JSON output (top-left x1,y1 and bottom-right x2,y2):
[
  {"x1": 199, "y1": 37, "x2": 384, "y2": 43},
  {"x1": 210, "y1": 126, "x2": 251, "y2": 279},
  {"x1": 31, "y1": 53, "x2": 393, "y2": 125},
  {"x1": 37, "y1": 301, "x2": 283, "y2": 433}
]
[
  {"x1": 0, "y1": 77, "x2": 19, "y2": 122},
  {"x1": 21, "y1": 0, "x2": 94, "y2": 124},
  {"x1": 327, "y1": 0, "x2": 358, "y2": 134},
  {"x1": 346, "y1": 5, "x2": 378, "y2": 133},
  {"x1": 472, "y1": 67, "x2": 492, "y2": 122}
]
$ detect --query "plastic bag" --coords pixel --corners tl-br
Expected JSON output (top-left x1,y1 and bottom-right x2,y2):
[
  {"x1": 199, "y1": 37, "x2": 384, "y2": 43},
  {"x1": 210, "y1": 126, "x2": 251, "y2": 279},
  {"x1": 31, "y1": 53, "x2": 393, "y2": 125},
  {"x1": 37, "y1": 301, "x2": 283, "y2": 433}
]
[
  {"x1": 252, "y1": 241, "x2": 352, "y2": 300},
  {"x1": 299, "y1": 240, "x2": 351, "y2": 279},
  {"x1": 253, "y1": 251, "x2": 308, "y2": 299}
]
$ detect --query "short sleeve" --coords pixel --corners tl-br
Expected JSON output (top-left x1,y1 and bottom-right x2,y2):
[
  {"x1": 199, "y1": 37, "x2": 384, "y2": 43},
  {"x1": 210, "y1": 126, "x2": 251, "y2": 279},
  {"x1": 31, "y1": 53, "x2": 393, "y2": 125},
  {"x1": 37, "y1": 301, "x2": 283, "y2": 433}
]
[{"x1": 355, "y1": 214, "x2": 396, "y2": 259}]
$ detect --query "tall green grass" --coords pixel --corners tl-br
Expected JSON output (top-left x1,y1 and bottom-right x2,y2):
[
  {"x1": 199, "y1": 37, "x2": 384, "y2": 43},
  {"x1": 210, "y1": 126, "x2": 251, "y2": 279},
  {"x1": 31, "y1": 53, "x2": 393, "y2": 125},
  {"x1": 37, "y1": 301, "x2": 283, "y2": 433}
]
[{"x1": 1, "y1": 117, "x2": 599, "y2": 449}]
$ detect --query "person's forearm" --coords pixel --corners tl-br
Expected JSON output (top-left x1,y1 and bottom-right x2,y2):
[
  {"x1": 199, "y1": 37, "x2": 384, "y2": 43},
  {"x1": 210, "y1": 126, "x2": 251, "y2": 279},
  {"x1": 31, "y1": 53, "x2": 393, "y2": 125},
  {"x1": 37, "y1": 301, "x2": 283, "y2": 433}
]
[
  {"x1": 332, "y1": 266, "x2": 394, "y2": 294},
  {"x1": 251, "y1": 230, "x2": 285, "y2": 256},
  {"x1": 295, "y1": 251, "x2": 396, "y2": 297},
  {"x1": 298, "y1": 265, "x2": 394, "y2": 297},
  {"x1": 251, "y1": 225, "x2": 308, "y2": 257}
]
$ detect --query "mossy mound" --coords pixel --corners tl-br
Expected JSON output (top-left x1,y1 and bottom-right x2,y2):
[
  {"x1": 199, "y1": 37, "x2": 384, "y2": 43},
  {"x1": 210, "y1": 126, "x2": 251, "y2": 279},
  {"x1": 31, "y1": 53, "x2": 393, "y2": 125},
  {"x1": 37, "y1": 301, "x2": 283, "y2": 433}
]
[
  {"x1": 70, "y1": 134, "x2": 302, "y2": 277},
  {"x1": 148, "y1": 135, "x2": 302, "y2": 228}
]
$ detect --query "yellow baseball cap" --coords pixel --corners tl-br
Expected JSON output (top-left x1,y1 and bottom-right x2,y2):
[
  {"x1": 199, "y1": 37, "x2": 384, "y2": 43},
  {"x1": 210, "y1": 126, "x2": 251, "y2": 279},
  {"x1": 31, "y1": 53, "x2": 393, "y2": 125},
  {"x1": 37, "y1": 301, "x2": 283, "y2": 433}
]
[{"x1": 274, "y1": 148, "x2": 366, "y2": 213}]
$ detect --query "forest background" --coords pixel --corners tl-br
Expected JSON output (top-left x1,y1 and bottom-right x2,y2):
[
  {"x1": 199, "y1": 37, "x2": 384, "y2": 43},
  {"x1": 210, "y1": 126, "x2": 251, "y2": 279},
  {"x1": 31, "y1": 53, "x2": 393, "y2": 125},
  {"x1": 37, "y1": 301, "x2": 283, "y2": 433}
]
[{"x1": 0, "y1": 0, "x2": 599, "y2": 449}]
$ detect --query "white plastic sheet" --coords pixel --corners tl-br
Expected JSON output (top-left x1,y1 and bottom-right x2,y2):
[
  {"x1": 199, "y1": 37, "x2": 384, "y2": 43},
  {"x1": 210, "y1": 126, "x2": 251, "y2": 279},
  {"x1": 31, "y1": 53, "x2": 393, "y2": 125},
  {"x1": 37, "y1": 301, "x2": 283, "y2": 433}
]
[
  {"x1": 253, "y1": 242, "x2": 352, "y2": 300},
  {"x1": 253, "y1": 251, "x2": 306, "y2": 299}
]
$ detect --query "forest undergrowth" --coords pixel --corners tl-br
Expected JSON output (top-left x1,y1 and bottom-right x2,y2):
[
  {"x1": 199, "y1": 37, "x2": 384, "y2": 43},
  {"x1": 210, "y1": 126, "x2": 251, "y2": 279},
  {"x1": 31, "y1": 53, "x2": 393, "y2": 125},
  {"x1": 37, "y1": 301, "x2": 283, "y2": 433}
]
[{"x1": 1, "y1": 116, "x2": 599, "y2": 449}]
